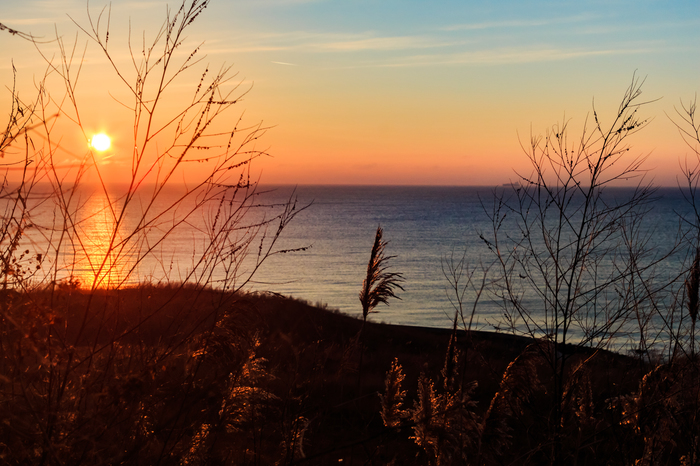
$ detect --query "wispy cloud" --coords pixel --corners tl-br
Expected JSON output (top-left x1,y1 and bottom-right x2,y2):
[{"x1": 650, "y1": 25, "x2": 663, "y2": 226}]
[
  {"x1": 206, "y1": 30, "x2": 466, "y2": 55},
  {"x1": 443, "y1": 14, "x2": 596, "y2": 31},
  {"x1": 575, "y1": 17, "x2": 700, "y2": 35},
  {"x1": 207, "y1": 44, "x2": 290, "y2": 54},
  {"x1": 28, "y1": 0, "x2": 78, "y2": 10},
  {"x1": 271, "y1": 61, "x2": 298, "y2": 66},
  {"x1": 205, "y1": 28, "x2": 659, "y2": 69},
  {"x1": 122, "y1": 1, "x2": 169, "y2": 10},
  {"x1": 318, "y1": 35, "x2": 462, "y2": 51},
  {"x1": 193, "y1": 15, "x2": 675, "y2": 71},
  {"x1": 3, "y1": 17, "x2": 63, "y2": 26},
  {"x1": 247, "y1": 0, "x2": 324, "y2": 4},
  {"x1": 358, "y1": 44, "x2": 659, "y2": 68}
]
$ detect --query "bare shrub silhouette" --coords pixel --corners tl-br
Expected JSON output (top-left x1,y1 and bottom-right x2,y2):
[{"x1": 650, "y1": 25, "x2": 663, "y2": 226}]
[
  {"x1": 441, "y1": 252, "x2": 489, "y2": 391},
  {"x1": 377, "y1": 81, "x2": 700, "y2": 466},
  {"x1": 479, "y1": 75, "x2": 670, "y2": 464},
  {"x1": 0, "y1": 1, "x2": 306, "y2": 463}
]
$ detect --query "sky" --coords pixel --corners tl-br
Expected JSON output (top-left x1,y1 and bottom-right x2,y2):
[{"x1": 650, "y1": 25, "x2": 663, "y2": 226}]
[{"x1": 1, "y1": 0, "x2": 699, "y2": 186}]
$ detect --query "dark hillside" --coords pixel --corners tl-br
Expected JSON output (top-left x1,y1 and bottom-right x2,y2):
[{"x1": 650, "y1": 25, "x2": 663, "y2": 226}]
[{"x1": 0, "y1": 286, "x2": 668, "y2": 465}]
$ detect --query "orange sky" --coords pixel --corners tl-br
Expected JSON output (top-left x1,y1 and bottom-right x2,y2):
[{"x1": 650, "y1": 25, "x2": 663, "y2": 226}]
[{"x1": 1, "y1": 0, "x2": 699, "y2": 186}]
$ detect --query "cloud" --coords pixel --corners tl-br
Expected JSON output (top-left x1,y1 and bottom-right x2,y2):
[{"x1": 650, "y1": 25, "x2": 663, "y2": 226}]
[
  {"x1": 236, "y1": 0, "x2": 323, "y2": 4},
  {"x1": 442, "y1": 14, "x2": 596, "y2": 32},
  {"x1": 365, "y1": 44, "x2": 658, "y2": 68},
  {"x1": 189, "y1": 17, "x2": 677, "y2": 71},
  {"x1": 207, "y1": 44, "x2": 290, "y2": 54},
  {"x1": 448, "y1": 47, "x2": 624, "y2": 65},
  {"x1": 209, "y1": 27, "x2": 659, "y2": 69},
  {"x1": 206, "y1": 30, "x2": 466, "y2": 55},
  {"x1": 3, "y1": 17, "x2": 63, "y2": 26},
  {"x1": 121, "y1": 1, "x2": 169, "y2": 10},
  {"x1": 318, "y1": 35, "x2": 462, "y2": 51}
]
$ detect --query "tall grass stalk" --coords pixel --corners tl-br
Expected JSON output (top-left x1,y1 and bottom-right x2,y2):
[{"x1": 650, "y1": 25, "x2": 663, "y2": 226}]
[
  {"x1": 357, "y1": 225, "x2": 403, "y2": 390},
  {"x1": 359, "y1": 225, "x2": 404, "y2": 326}
]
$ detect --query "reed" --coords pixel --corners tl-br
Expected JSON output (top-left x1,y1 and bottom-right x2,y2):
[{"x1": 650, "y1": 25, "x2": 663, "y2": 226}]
[{"x1": 359, "y1": 225, "x2": 404, "y2": 325}]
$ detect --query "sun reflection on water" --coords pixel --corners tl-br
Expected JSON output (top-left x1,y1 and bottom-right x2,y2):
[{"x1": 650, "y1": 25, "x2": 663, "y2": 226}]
[{"x1": 70, "y1": 193, "x2": 136, "y2": 288}]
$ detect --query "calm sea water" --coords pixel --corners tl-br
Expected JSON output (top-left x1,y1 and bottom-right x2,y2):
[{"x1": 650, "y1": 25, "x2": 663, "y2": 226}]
[
  {"x1": 11, "y1": 184, "x2": 696, "y2": 336},
  {"x1": 251, "y1": 185, "x2": 497, "y2": 328},
  {"x1": 251, "y1": 185, "x2": 693, "y2": 332}
]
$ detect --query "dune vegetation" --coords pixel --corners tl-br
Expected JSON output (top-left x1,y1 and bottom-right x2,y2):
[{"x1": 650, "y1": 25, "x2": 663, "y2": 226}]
[{"x1": 2, "y1": 1, "x2": 700, "y2": 465}]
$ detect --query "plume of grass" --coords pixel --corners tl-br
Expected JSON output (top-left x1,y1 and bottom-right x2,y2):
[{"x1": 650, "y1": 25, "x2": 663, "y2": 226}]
[
  {"x1": 626, "y1": 366, "x2": 679, "y2": 466},
  {"x1": 380, "y1": 358, "x2": 408, "y2": 429},
  {"x1": 409, "y1": 373, "x2": 480, "y2": 465},
  {"x1": 479, "y1": 343, "x2": 543, "y2": 461},
  {"x1": 441, "y1": 335, "x2": 462, "y2": 391},
  {"x1": 357, "y1": 225, "x2": 403, "y2": 391},
  {"x1": 223, "y1": 344, "x2": 278, "y2": 426},
  {"x1": 359, "y1": 225, "x2": 404, "y2": 324},
  {"x1": 562, "y1": 359, "x2": 596, "y2": 429},
  {"x1": 281, "y1": 416, "x2": 310, "y2": 462},
  {"x1": 180, "y1": 423, "x2": 211, "y2": 466},
  {"x1": 411, "y1": 373, "x2": 440, "y2": 459},
  {"x1": 623, "y1": 357, "x2": 700, "y2": 466}
]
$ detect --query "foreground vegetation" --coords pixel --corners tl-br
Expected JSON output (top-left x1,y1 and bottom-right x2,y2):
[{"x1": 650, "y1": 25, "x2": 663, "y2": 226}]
[
  {"x1": 3, "y1": 0, "x2": 700, "y2": 464},
  {"x1": 0, "y1": 285, "x2": 697, "y2": 465}
]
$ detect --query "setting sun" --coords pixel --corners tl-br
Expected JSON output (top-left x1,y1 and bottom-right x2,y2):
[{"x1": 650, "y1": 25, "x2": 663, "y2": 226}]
[{"x1": 90, "y1": 133, "x2": 111, "y2": 152}]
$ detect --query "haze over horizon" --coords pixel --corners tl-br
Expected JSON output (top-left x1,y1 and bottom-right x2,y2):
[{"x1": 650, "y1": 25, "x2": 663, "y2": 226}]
[{"x1": 2, "y1": 0, "x2": 698, "y2": 186}]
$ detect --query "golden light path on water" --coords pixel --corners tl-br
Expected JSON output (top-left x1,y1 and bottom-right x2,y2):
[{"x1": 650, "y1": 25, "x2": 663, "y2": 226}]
[
  {"x1": 70, "y1": 193, "x2": 134, "y2": 288},
  {"x1": 42, "y1": 184, "x2": 255, "y2": 290}
]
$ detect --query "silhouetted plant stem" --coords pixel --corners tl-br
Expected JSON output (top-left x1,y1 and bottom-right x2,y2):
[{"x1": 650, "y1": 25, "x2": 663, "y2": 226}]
[
  {"x1": 687, "y1": 247, "x2": 700, "y2": 357},
  {"x1": 481, "y1": 75, "x2": 673, "y2": 465},
  {"x1": 357, "y1": 225, "x2": 403, "y2": 392}
]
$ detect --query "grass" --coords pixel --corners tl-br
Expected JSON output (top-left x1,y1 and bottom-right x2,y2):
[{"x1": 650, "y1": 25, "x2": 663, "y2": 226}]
[{"x1": 0, "y1": 283, "x2": 658, "y2": 465}]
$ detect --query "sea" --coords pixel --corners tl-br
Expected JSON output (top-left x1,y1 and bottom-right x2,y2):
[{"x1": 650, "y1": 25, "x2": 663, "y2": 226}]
[
  {"x1": 249, "y1": 185, "x2": 692, "y2": 333},
  {"x1": 251, "y1": 185, "x2": 499, "y2": 328},
  {"x1": 9, "y1": 184, "x2": 697, "y2": 345}
]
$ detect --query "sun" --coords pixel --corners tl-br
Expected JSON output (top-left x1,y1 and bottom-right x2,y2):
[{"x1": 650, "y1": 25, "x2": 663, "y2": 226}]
[{"x1": 90, "y1": 133, "x2": 111, "y2": 152}]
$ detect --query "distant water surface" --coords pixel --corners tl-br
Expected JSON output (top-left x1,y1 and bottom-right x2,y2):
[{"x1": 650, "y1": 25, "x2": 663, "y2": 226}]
[
  {"x1": 14, "y1": 184, "x2": 695, "y2": 335},
  {"x1": 251, "y1": 185, "x2": 693, "y2": 332},
  {"x1": 253, "y1": 185, "x2": 498, "y2": 329}
]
